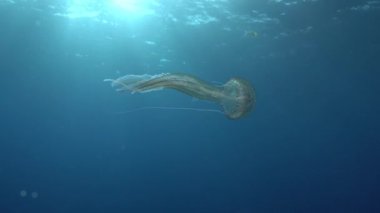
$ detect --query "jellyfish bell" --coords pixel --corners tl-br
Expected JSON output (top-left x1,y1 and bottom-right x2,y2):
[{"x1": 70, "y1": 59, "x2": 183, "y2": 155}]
[{"x1": 221, "y1": 78, "x2": 256, "y2": 119}]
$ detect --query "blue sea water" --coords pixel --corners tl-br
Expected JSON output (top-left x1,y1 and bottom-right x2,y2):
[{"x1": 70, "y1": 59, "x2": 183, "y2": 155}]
[{"x1": 0, "y1": 0, "x2": 379, "y2": 212}]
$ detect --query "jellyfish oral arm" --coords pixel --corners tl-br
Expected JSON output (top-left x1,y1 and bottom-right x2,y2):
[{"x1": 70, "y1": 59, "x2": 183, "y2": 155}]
[{"x1": 132, "y1": 74, "x2": 224, "y2": 102}]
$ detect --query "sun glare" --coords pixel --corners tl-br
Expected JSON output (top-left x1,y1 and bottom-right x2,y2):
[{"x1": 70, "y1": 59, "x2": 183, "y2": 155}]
[
  {"x1": 110, "y1": 0, "x2": 155, "y2": 17},
  {"x1": 112, "y1": 0, "x2": 138, "y2": 12},
  {"x1": 60, "y1": 0, "x2": 156, "y2": 20}
]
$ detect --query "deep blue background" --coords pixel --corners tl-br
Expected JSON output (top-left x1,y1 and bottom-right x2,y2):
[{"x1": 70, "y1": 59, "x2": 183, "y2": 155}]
[{"x1": 0, "y1": 0, "x2": 379, "y2": 212}]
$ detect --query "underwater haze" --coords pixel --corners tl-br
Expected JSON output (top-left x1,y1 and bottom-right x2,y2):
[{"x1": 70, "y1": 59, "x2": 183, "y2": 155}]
[{"x1": 0, "y1": 0, "x2": 379, "y2": 212}]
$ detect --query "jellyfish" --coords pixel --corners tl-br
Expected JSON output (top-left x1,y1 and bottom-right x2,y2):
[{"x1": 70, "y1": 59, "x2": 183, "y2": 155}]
[{"x1": 104, "y1": 73, "x2": 256, "y2": 119}]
